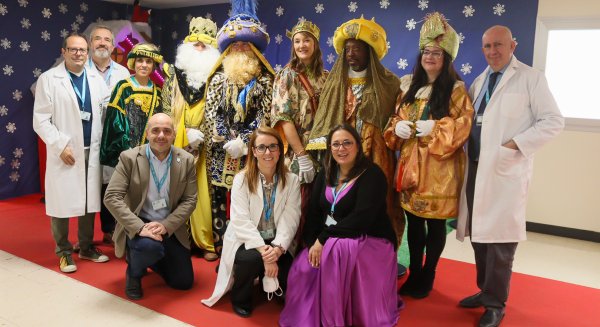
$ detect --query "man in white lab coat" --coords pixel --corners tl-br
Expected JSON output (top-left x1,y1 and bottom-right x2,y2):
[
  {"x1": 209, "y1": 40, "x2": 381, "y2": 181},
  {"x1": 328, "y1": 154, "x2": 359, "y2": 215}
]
[{"x1": 456, "y1": 26, "x2": 564, "y2": 327}]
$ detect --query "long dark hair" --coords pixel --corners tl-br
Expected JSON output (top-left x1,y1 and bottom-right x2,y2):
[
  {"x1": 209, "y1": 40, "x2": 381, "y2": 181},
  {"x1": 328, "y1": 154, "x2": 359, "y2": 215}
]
[
  {"x1": 243, "y1": 127, "x2": 288, "y2": 194},
  {"x1": 324, "y1": 124, "x2": 370, "y2": 186},
  {"x1": 288, "y1": 32, "x2": 324, "y2": 79},
  {"x1": 400, "y1": 51, "x2": 461, "y2": 119}
]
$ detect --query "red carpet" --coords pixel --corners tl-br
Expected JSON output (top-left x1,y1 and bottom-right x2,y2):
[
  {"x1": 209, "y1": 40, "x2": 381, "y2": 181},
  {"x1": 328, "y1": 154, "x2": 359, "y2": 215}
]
[{"x1": 1, "y1": 194, "x2": 599, "y2": 326}]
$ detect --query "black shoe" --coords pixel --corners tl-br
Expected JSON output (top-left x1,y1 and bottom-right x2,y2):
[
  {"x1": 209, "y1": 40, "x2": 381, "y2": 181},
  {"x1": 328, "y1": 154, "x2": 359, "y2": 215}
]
[
  {"x1": 410, "y1": 269, "x2": 435, "y2": 299},
  {"x1": 398, "y1": 270, "x2": 420, "y2": 295},
  {"x1": 232, "y1": 304, "x2": 252, "y2": 318},
  {"x1": 459, "y1": 292, "x2": 483, "y2": 308},
  {"x1": 397, "y1": 263, "x2": 407, "y2": 278},
  {"x1": 479, "y1": 308, "x2": 505, "y2": 327},
  {"x1": 125, "y1": 272, "x2": 143, "y2": 300}
]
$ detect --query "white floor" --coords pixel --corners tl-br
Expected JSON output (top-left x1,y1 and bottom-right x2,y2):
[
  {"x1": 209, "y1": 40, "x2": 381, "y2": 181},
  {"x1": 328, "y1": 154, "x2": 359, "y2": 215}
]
[{"x1": 1, "y1": 231, "x2": 599, "y2": 326}]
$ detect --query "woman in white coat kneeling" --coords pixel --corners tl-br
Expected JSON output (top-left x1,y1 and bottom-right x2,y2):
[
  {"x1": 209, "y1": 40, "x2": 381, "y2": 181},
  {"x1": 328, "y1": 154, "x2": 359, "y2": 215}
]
[{"x1": 201, "y1": 127, "x2": 301, "y2": 318}]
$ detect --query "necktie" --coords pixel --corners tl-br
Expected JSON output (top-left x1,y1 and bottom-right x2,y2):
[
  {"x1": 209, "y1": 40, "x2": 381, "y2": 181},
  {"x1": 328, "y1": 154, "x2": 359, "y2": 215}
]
[{"x1": 468, "y1": 72, "x2": 501, "y2": 162}]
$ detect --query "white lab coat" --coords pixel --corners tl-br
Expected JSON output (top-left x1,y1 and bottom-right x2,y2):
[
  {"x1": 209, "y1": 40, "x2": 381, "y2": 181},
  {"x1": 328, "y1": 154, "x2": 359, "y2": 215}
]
[
  {"x1": 33, "y1": 62, "x2": 109, "y2": 218},
  {"x1": 456, "y1": 56, "x2": 564, "y2": 243}
]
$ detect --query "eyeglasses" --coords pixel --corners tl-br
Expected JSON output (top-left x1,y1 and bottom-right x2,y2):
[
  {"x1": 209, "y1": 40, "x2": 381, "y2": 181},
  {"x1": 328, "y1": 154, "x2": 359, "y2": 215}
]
[
  {"x1": 331, "y1": 140, "x2": 355, "y2": 150},
  {"x1": 254, "y1": 143, "x2": 280, "y2": 153},
  {"x1": 422, "y1": 50, "x2": 443, "y2": 59},
  {"x1": 65, "y1": 47, "x2": 88, "y2": 55}
]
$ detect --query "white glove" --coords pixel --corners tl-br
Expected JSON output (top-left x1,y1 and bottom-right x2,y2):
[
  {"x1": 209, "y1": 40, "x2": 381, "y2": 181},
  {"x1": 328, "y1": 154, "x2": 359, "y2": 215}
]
[
  {"x1": 223, "y1": 137, "x2": 247, "y2": 159},
  {"x1": 297, "y1": 154, "x2": 315, "y2": 183},
  {"x1": 416, "y1": 120, "x2": 435, "y2": 137},
  {"x1": 394, "y1": 120, "x2": 414, "y2": 139},
  {"x1": 186, "y1": 128, "x2": 204, "y2": 149}
]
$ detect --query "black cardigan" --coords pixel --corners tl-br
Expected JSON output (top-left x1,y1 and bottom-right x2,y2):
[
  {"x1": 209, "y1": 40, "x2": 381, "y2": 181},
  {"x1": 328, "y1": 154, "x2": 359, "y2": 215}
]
[{"x1": 303, "y1": 162, "x2": 398, "y2": 247}]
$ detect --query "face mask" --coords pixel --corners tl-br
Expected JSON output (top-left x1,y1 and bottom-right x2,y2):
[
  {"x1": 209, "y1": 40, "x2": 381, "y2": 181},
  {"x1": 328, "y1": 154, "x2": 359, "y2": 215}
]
[{"x1": 262, "y1": 276, "x2": 283, "y2": 300}]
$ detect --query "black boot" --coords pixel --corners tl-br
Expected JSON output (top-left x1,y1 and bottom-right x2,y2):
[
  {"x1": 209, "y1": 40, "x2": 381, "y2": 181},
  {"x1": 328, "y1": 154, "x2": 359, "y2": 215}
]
[
  {"x1": 399, "y1": 268, "x2": 421, "y2": 295},
  {"x1": 411, "y1": 268, "x2": 435, "y2": 299}
]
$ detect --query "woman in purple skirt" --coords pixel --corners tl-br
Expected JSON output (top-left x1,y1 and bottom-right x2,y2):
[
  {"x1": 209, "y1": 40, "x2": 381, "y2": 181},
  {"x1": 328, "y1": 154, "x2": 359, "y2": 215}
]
[{"x1": 280, "y1": 124, "x2": 401, "y2": 327}]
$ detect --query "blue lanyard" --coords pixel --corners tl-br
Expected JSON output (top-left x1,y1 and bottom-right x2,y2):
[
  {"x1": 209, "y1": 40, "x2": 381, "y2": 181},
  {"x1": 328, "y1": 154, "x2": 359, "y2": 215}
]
[
  {"x1": 262, "y1": 175, "x2": 278, "y2": 222},
  {"x1": 146, "y1": 145, "x2": 173, "y2": 194},
  {"x1": 69, "y1": 69, "x2": 87, "y2": 109},
  {"x1": 88, "y1": 58, "x2": 113, "y2": 85},
  {"x1": 330, "y1": 182, "x2": 348, "y2": 215}
]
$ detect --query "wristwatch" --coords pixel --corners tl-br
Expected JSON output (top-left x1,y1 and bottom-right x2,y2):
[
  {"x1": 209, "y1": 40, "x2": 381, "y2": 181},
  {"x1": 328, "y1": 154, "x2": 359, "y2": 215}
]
[{"x1": 271, "y1": 243, "x2": 286, "y2": 254}]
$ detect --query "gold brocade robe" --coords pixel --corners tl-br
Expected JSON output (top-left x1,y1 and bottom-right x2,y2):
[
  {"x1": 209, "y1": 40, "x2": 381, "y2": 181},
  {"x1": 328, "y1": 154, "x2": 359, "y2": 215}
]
[{"x1": 384, "y1": 76, "x2": 474, "y2": 219}]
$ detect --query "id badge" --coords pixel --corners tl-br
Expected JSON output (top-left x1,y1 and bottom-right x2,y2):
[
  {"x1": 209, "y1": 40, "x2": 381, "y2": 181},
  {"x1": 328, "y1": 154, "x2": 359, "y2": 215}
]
[
  {"x1": 152, "y1": 198, "x2": 167, "y2": 210},
  {"x1": 325, "y1": 215, "x2": 337, "y2": 226},
  {"x1": 476, "y1": 114, "x2": 484, "y2": 127},
  {"x1": 260, "y1": 228, "x2": 275, "y2": 240},
  {"x1": 80, "y1": 110, "x2": 91, "y2": 121}
]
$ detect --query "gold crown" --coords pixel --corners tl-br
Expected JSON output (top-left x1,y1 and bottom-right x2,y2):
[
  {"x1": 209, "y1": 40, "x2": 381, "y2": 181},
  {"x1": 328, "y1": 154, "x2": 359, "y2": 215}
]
[
  {"x1": 419, "y1": 12, "x2": 460, "y2": 61},
  {"x1": 286, "y1": 20, "x2": 320, "y2": 41},
  {"x1": 185, "y1": 17, "x2": 218, "y2": 47},
  {"x1": 333, "y1": 16, "x2": 388, "y2": 60}
]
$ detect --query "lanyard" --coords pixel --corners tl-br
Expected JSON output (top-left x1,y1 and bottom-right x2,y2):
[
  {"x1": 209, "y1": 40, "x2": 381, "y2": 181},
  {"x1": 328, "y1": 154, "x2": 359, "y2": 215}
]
[
  {"x1": 88, "y1": 58, "x2": 113, "y2": 85},
  {"x1": 146, "y1": 145, "x2": 173, "y2": 194},
  {"x1": 262, "y1": 175, "x2": 278, "y2": 222},
  {"x1": 69, "y1": 69, "x2": 87, "y2": 109},
  {"x1": 330, "y1": 182, "x2": 349, "y2": 215}
]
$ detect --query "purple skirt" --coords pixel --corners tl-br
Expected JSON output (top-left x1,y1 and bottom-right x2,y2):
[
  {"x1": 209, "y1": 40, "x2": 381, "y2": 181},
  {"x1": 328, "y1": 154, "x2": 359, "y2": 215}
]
[{"x1": 279, "y1": 236, "x2": 402, "y2": 327}]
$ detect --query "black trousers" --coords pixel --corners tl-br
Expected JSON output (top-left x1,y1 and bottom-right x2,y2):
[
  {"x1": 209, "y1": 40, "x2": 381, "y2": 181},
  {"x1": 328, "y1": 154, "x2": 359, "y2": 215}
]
[
  {"x1": 231, "y1": 245, "x2": 293, "y2": 310},
  {"x1": 100, "y1": 183, "x2": 116, "y2": 234}
]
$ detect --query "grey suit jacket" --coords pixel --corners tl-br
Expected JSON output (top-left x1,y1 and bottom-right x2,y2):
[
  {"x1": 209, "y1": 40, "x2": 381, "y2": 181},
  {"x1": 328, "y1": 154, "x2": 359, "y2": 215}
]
[{"x1": 104, "y1": 144, "x2": 198, "y2": 258}]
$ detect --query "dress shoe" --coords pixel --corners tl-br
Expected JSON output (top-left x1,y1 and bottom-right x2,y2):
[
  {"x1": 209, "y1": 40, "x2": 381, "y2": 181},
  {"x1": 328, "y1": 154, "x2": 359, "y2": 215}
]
[
  {"x1": 125, "y1": 273, "x2": 143, "y2": 300},
  {"x1": 398, "y1": 271, "x2": 420, "y2": 295},
  {"x1": 410, "y1": 269, "x2": 435, "y2": 299},
  {"x1": 397, "y1": 263, "x2": 407, "y2": 278},
  {"x1": 479, "y1": 308, "x2": 505, "y2": 327},
  {"x1": 459, "y1": 292, "x2": 484, "y2": 308},
  {"x1": 232, "y1": 304, "x2": 252, "y2": 318}
]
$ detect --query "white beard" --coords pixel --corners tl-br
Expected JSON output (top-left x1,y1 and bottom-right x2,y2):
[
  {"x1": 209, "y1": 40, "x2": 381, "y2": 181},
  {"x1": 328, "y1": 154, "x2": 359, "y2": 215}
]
[
  {"x1": 93, "y1": 48, "x2": 111, "y2": 60},
  {"x1": 175, "y1": 43, "x2": 220, "y2": 90}
]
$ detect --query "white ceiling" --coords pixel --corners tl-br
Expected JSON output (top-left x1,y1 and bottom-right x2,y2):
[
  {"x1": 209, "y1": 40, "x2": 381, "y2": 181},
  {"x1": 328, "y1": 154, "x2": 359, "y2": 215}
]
[{"x1": 102, "y1": 0, "x2": 229, "y2": 9}]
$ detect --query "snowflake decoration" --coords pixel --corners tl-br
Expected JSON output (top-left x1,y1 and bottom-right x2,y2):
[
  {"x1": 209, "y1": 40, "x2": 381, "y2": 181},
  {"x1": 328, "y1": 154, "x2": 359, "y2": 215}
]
[
  {"x1": 274, "y1": 64, "x2": 282, "y2": 72},
  {"x1": 458, "y1": 32, "x2": 465, "y2": 44},
  {"x1": 6, "y1": 122, "x2": 16, "y2": 133},
  {"x1": 298, "y1": 16, "x2": 306, "y2": 24},
  {"x1": 12, "y1": 89, "x2": 22, "y2": 101},
  {"x1": 11, "y1": 159, "x2": 20, "y2": 170},
  {"x1": 275, "y1": 34, "x2": 283, "y2": 45},
  {"x1": 460, "y1": 63, "x2": 472, "y2": 75},
  {"x1": 96, "y1": 17, "x2": 104, "y2": 23},
  {"x1": 348, "y1": 2, "x2": 358, "y2": 13},
  {"x1": 493, "y1": 3, "x2": 505, "y2": 16},
  {"x1": 275, "y1": 6, "x2": 284, "y2": 17},
  {"x1": 0, "y1": 105, "x2": 7, "y2": 116},
  {"x1": 80, "y1": 2, "x2": 88, "y2": 13},
  {"x1": 3, "y1": 65, "x2": 14, "y2": 76},
  {"x1": 261, "y1": 23, "x2": 268, "y2": 31},
  {"x1": 18, "y1": 0, "x2": 28, "y2": 8},
  {"x1": 9, "y1": 171, "x2": 20, "y2": 182},
  {"x1": 41, "y1": 30, "x2": 51, "y2": 41},
  {"x1": 20, "y1": 18, "x2": 31, "y2": 29},
  {"x1": 58, "y1": 3, "x2": 67, "y2": 14},
  {"x1": 227, "y1": 9, "x2": 232, "y2": 17},
  {"x1": 387, "y1": 41, "x2": 391, "y2": 49},
  {"x1": 33, "y1": 68, "x2": 42, "y2": 78},
  {"x1": 185, "y1": 14, "x2": 192, "y2": 22},
  {"x1": 0, "y1": 4, "x2": 7, "y2": 16},
  {"x1": 111, "y1": 10, "x2": 119, "y2": 20},
  {"x1": 418, "y1": 0, "x2": 429, "y2": 11},
  {"x1": 13, "y1": 148, "x2": 24, "y2": 158},
  {"x1": 171, "y1": 31, "x2": 178, "y2": 40},
  {"x1": 463, "y1": 5, "x2": 475, "y2": 17},
  {"x1": 75, "y1": 14, "x2": 84, "y2": 24},
  {"x1": 60, "y1": 29, "x2": 69, "y2": 38},
  {"x1": 327, "y1": 53, "x2": 336, "y2": 64},
  {"x1": 1, "y1": 38, "x2": 11, "y2": 49},
  {"x1": 380, "y1": 0, "x2": 390, "y2": 9},
  {"x1": 315, "y1": 3, "x2": 324, "y2": 14},
  {"x1": 71, "y1": 22, "x2": 80, "y2": 32},
  {"x1": 406, "y1": 19, "x2": 417, "y2": 31},
  {"x1": 397, "y1": 58, "x2": 408, "y2": 70},
  {"x1": 327, "y1": 36, "x2": 333, "y2": 47},
  {"x1": 42, "y1": 7, "x2": 52, "y2": 19},
  {"x1": 19, "y1": 41, "x2": 30, "y2": 52},
  {"x1": 205, "y1": 12, "x2": 212, "y2": 20},
  {"x1": 0, "y1": 156, "x2": 4, "y2": 166}
]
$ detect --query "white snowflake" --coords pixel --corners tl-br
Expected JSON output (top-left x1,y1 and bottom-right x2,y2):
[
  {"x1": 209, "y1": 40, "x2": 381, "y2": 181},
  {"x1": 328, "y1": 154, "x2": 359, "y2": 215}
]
[
  {"x1": 9, "y1": 171, "x2": 20, "y2": 182},
  {"x1": 19, "y1": 41, "x2": 30, "y2": 52},
  {"x1": 418, "y1": 0, "x2": 429, "y2": 11},
  {"x1": 461, "y1": 63, "x2": 472, "y2": 75},
  {"x1": 458, "y1": 32, "x2": 465, "y2": 44},
  {"x1": 387, "y1": 41, "x2": 391, "y2": 49},
  {"x1": 327, "y1": 36, "x2": 333, "y2": 47},
  {"x1": 348, "y1": 2, "x2": 358, "y2": 13},
  {"x1": 18, "y1": 0, "x2": 28, "y2": 8},
  {"x1": 96, "y1": 17, "x2": 104, "y2": 23},
  {"x1": 397, "y1": 58, "x2": 408, "y2": 70},
  {"x1": 20, "y1": 18, "x2": 31, "y2": 29},
  {"x1": 261, "y1": 23, "x2": 268, "y2": 31},
  {"x1": 13, "y1": 148, "x2": 24, "y2": 158},
  {"x1": 0, "y1": 105, "x2": 7, "y2": 116},
  {"x1": 274, "y1": 64, "x2": 282, "y2": 72},
  {"x1": 3, "y1": 65, "x2": 14, "y2": 76},
  {"x1": 186, "y1": 14, "x2": 192, "y2": 22},
  {"x1": 60, "y1": 28, "x2": 69, "y2": 38},
  {"x1": 172, "y1": 31, "x2": 178, "y2": 40},
  {"x1": 1, "y1": 38, "x2": 11, "y2": 49},
  {"x1": 327, "y1": 53, "x2": 336, "y2": 64},
  {"x1": 406, "y1": 19, "x2": 417, "y2": 31},
  {"x1": 315, "y1": 3, "x2": 324, "y2": 14},
  {"x1": 42, "y1": 7, "x2": 52, "y2": 19},
  {"x1": 58, "y1": 3, "x2": 67, "y2": 14},
  {"x1": 275, "y1": 34, "x2": 283, "y2": 45},
  {"x1": 0, "y1": 4, "x2": 7, "y2": 16},
  {"x1": 6, "y1": 122, "x2": 16, "y2": 133},
  {"x1": 205, "y1": 12, "x2": 212, "y2": 20},
  {"x1": 0, "y1": 156, "x2": 4, "y2": 166},
  {"x1": 80, "y1": 2, "x2": 88, "y2": 13},
  {"x1": 379, "y1": 0, "x2": 390, "y2": 9},
  {"x1": 75, "y1": 14, "x2": 84, "y2": 24},
  {"x1": 275, "y1": 6, "x2": 284, "y2": 17},
  {"x1": 227, "y1": 9, "x2": 232, "y2": 17},
  {"x1": 493, "y1": 3, "x2": 505, "y2": 16},
  {"x1": 71, "y1": 22, "x2": 79, "y2": 32},
  {"x1": 463, "y1": 5, "x2": 475, "y2": 17},
  {"x1": 12, "y1": 89, "x2": 22, "y2": 101},
  {"x1": 41, "y1": 30, "x2": 51, "y2": 41},
  {"x1": 298, "y1": 16, "x2": 306, "y2": 24},
  {"x1": 111, "y1": 10, "x2": 119, "y2": 20},
  {"x1": 33, "y1": 68, "x2": 42, "y2": 78},
  {"x1": 11, "y1": 159, "x2": 20, "y2": 170}
]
